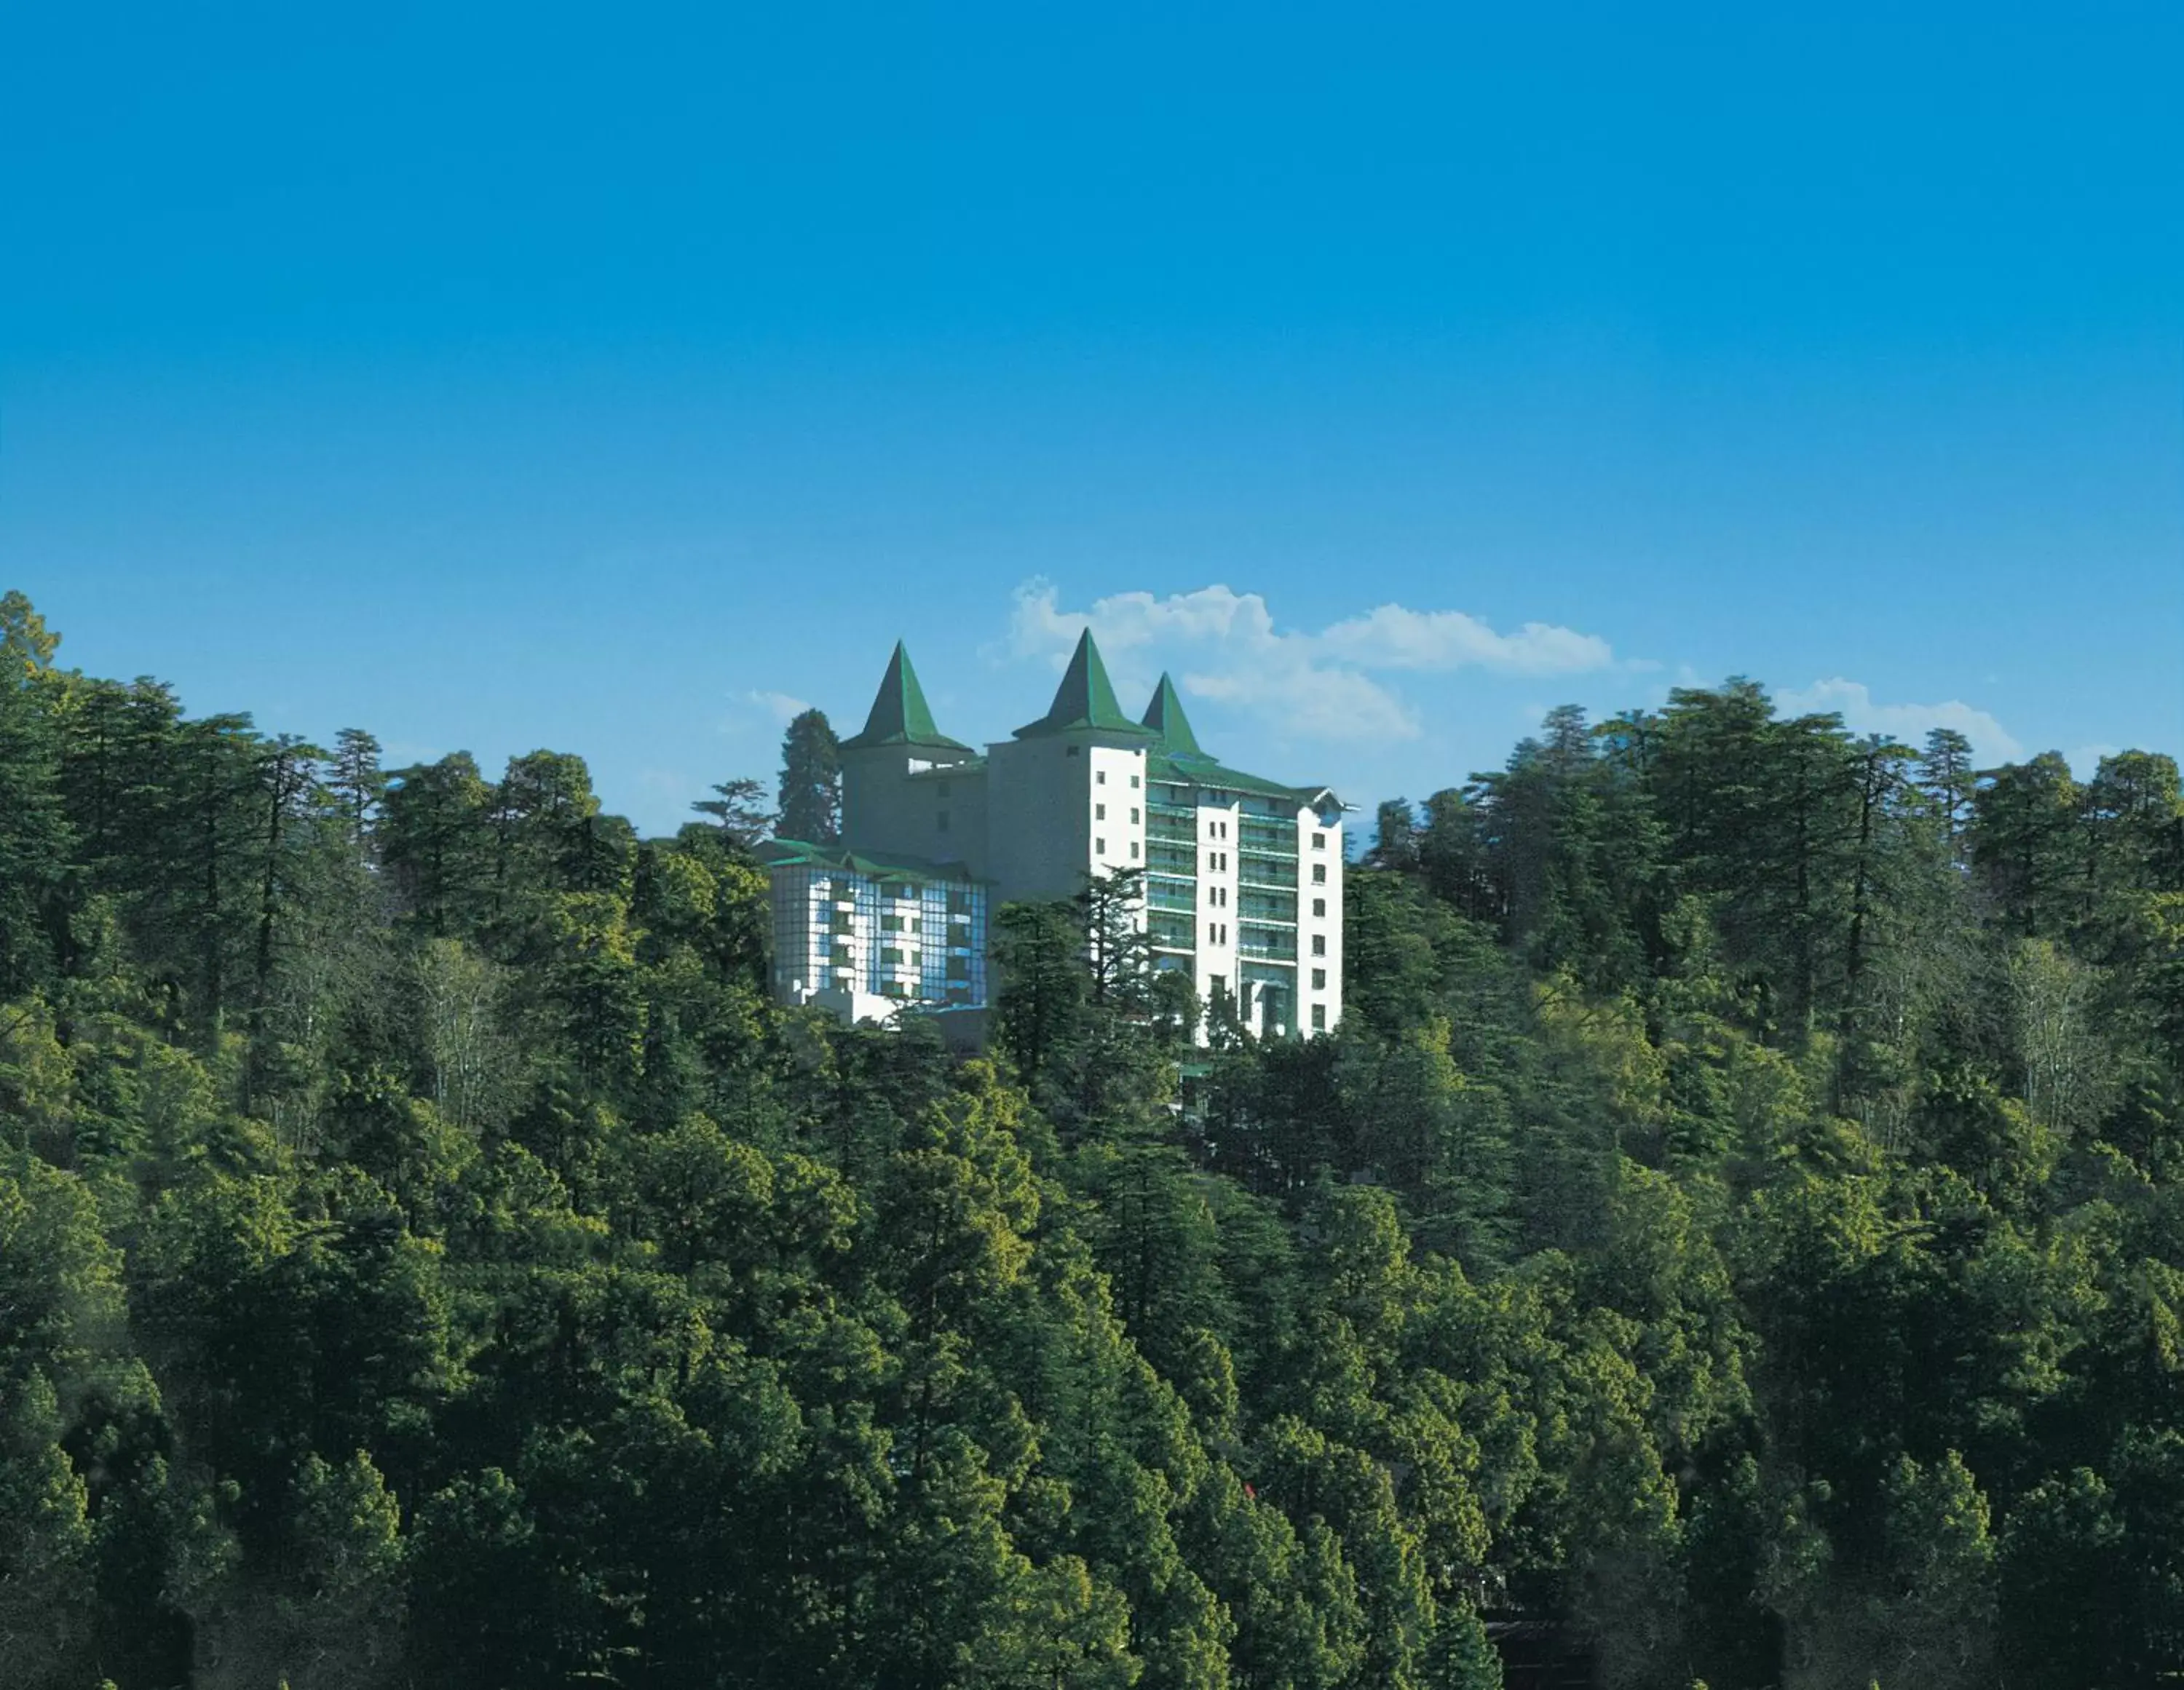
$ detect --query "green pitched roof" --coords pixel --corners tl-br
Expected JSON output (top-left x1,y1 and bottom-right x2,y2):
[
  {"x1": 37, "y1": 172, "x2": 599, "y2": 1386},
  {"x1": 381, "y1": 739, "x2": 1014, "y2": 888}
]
[
  {"x1": 1136, "y1": 674, "x2": 1340, "y2": 806},
  {"x1": 756, "y1": 838, "x2": 984, "y2": 882},
  {"x1": 841, "y1": 642, "x2": 970, "y2": 752},
  {"x1": 1147, "y1": 750, "x2": 1324, "y2": 803},
  {"x1": 1139, "y1": 673, "x2": 1204, "y2": 758},
  {"x1": 1013, "y1": 630, "x2": 1155, "y2": 739}
]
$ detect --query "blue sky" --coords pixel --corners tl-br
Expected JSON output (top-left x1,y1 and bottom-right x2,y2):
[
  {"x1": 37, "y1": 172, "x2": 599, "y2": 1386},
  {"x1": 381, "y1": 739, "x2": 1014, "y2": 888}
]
[{"x1": 6, "y1": 2, "x2": 2179, "y2": 834}]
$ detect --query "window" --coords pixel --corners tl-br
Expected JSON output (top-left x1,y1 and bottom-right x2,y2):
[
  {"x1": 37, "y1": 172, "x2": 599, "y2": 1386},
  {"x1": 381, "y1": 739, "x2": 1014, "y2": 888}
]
[
  {"x1": 1312, "y1": 936, "x2": 1326, "y2": 956},
  {"x1": 1096, "y1": 803, "x2": 1106, "y2": 820},
  {"x1": 937, "y1": 810, "x2": 950, "y2": 832},
  {"x1": 1312, "y1": 831, "x2": 1326, "y2": 850},
  {"x1": 1130, "y1": 774, "x2": 1140, "y2": 788},
  {"x1": 1096, "y1": 837, "x2": 1107, "y2": 854},
  {"x1": 937, "y1": 779, "x2": 951, "y2": 796},
  {"x1": 1311, "y1": 1005, "x2": 1326, "y2": 1031},
  {"x1": 882, "y1": 947, "x2": 903, "y2": 964},
  {"x1": 1312, "y1": 865, "x2": 1326, "y2": 884},
  {"x1": 1313, "y1": 897, "x2": 1326, "y2": 918},
  {"x1": 1207, "y1": 924, "x2": 1217, "y2": 946},
  {"x1": 882, "y1": 915, "x2": 903, "y2": 932},
  {"x1": 1312, "y1": 968, "x2": 1326, "y2": 989},
  {"x1": 1130, "y1": 841, "x2": 1139, "y2": 858},
  {"x1": 1130, "y1": 807, "x2": 1140, "y2": 823},
  {"x1": 1067, "y1": 745, "x2": 1080, "y2": 756},
  {"x1": 1096, "y1": 770, "x2": 1107, "y2": 785}
]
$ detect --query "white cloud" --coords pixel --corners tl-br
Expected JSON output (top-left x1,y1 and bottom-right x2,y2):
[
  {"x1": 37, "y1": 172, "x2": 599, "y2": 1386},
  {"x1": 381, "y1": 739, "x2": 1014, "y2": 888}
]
[
  {"x1": 1004, "y1": 582, "x2": 1278, "y2": 662},
  {"x1": 1187, "y1": 660, "x2": 1421, "y2": 743},
  {"x1": 1002, "y1": 579, "x2": 1617, "y2": 745},
  {"x1": 1319, "y1": 604, "x2": 1614, "y2": 675},
  {"x1": 745, "y1": 689, "x2": 812, "y2": 725},
  {"x1": 1773, "y1": 678, "x2": 2025, "y2": 765}
]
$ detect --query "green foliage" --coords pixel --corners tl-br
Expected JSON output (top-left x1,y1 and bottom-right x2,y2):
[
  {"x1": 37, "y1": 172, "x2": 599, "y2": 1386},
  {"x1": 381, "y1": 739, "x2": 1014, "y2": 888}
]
[
  {"x1": 777, "y1": 706, "x2": 842, "y2": 844},
  {"x1": 3, "y1": 592, "x2": 2183, "y2": 1689}
]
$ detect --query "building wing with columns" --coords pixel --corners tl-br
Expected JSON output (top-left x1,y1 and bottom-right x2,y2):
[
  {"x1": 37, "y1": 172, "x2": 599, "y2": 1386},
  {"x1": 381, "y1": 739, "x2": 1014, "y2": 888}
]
[{"x1": 761, "y1": 630, "x2": 1344, "y2": 1039}]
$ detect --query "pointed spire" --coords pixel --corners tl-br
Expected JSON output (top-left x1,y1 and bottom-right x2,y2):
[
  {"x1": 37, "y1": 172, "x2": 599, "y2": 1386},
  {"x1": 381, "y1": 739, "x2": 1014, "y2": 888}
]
[
  {"x1": 1013, "y1": 630, "x2": 1155, "y2": 739},
  {"x1": 1140, "y1": 673, "x2": 1205, "y2": 758},
  {"x1": 841, "y1": 641, "x2": 970, "y2": 751}
]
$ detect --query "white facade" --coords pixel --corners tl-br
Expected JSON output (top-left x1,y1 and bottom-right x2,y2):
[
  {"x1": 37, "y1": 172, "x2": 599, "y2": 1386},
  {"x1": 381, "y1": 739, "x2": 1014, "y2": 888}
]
[
  {"x1": 790, "y1": 632, "x2": 1343, "y2": 1040},
  {"x1": 1144, "y1": 784, "x2": 1343, "y2": 1040},
  {"x1": 760, "y1": 841, "x2": 989, "y2": 1026},
  {"x1": 980, "y1": 734, "x2": 1152, "y2": 906}
]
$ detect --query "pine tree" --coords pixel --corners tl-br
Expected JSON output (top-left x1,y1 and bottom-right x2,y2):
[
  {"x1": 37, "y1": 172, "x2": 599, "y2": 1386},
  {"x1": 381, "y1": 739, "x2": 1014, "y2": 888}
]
[
  {"x1": 692, "y1": 776, "x2": 772, "y2": 848},
  {"x1": 1918, "y1": 727, "x2": 1978, "y2": 861},
  {"x1": 1370, "y1": 799, "x2": 1423, "y2": 871},
  {"x1": 1970, "y1": 752, "x2": 2082, "y2": 938},
  {"x1": 328, "y1": 727, "x2": 387, "y2": 851},
  {"x1": 776, "y1": 707, "x2": 841, "y2": 844},
  {"x1": 0, "y1": 622, "x2": 68, "y2": 996}
]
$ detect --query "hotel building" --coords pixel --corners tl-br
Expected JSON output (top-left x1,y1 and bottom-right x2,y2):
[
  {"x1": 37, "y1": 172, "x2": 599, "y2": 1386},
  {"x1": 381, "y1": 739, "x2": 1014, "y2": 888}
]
[{"x1": 761, "y1": 631, "x2": 1343, "y2": 1038}]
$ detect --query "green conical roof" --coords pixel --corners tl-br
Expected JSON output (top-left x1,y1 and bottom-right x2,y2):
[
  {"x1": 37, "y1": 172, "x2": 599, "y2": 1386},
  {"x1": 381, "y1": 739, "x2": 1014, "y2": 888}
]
[
  {"x1": 842, "y1": 641, "x2": 970, "y2": 751},
  {"x1": 1140, "y1": 673, "x2": 1206, "y2": 758},
  {"x1": 1136, "y1": 670, "x2": 1343, "y2": 806},
  {"x1": 1013, "y1": 630, "x2": 1155, "y2": 739}
]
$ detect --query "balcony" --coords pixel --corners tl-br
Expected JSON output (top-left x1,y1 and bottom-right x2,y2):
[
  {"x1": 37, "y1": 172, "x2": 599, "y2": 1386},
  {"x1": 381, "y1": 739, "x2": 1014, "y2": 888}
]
[{"x1": 1148, "y1": 915, "x2": 1198, "y2": 953}]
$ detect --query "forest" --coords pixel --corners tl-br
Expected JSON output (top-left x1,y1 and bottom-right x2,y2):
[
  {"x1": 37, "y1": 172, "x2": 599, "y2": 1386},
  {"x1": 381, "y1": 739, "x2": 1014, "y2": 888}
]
[{"x1": 2, "y1": 584, "x2": 2181, "y2": 1689}]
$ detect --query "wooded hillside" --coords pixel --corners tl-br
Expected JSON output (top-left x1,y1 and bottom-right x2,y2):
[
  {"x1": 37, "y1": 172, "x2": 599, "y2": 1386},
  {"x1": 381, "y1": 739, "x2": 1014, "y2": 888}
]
[{"x1": 2, "y1": 590, "x2": 2180, "y2": 1689}]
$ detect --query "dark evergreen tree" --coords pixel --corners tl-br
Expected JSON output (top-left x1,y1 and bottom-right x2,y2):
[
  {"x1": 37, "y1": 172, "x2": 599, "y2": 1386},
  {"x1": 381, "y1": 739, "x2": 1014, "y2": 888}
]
[
  {"x1": 776, "y1": 706, "x2": 842, "y2": 844},
  {"x1": 0, "y1": 619, "x2": 68, "y2": 996},
  {"x1": 1369, "y1": 798, "x2": 1423, "y2": 871},
  {"x1": 1918, "y1": 726, "x2": 1978, "y2": 861},
  {"x1": 691, "y1": 774, "x2": 772, "y2": 847},
  {"x1": 328, "y1": 726, "x2": 387, "y2": 850},
  {"x1": 1969, "y1": 750, "x2": 2082, "y2": 937}
]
